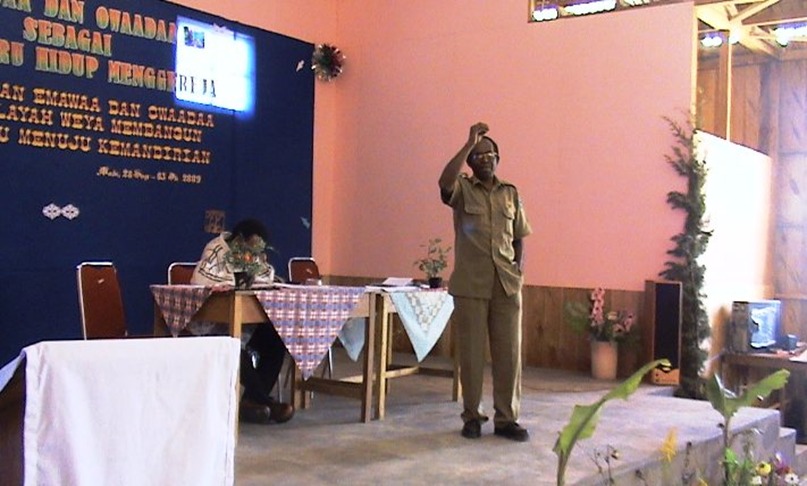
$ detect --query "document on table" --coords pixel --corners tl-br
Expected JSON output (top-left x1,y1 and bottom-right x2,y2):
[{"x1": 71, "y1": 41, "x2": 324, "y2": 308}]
[{"x1": 365, "y1": 277, "x2": 421, "y2": 292}]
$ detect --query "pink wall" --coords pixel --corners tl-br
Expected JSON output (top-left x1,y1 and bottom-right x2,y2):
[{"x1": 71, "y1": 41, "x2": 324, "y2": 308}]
[
  {"x1": 329, "y1": 2, "x2": 694, "y2": 291},
  {"x1": 172, "y1": 1, "x2": 695, "y2": 292}
]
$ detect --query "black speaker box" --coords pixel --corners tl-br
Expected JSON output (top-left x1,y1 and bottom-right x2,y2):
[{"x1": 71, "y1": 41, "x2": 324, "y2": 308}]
[{"x1": 643, "y1": 280, "x2": 683, "y2": 385}]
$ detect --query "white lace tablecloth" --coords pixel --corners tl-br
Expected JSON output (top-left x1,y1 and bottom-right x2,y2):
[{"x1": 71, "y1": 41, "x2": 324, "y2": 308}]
[{"x1": 338, "y1": 288, "x2": 454, "y2": 362}]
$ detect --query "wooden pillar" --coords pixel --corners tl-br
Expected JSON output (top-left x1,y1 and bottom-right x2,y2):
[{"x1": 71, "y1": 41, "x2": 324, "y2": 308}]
[{"x1": 713, "y1": 30, "x2": 732, "y2": 139}]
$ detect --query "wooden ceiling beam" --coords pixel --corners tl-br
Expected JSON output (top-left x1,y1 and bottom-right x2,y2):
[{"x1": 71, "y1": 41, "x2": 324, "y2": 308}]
[
  {"x1": 742, "y1": 0, "x2": 807, "y2": 25},
  {"x1": 696, "y1": 3, "x2": 780, "y2": 55},
  {"x1": 696, "y1": 0, "x2": 774, "y2": 7},
  {"x1": 734, "y1": 0, "x2": 781, "y2": 22}
]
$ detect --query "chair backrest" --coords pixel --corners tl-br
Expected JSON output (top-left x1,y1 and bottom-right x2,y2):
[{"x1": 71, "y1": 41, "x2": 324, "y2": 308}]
[
  {"x1": 288, "y1": 257, "x2": 320, "y2": 284},
  {"x1": 76, "y1": 262, "x2": 128, "y2": 339},
  {"x1": 168, "y1": 261, "x2": 198, "y2": 285}
]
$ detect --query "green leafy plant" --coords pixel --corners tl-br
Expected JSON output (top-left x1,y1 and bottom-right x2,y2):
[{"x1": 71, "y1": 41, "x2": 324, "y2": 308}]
[
  {"x1": 413, "y1": 238, "x2": 451, "y2": 279},
  {"x1": 554, "y1": 358, "x2": 670, "y2": 486},
  {"x1": 705, "y1": 369, "x2": 790, "y2": 486},
  {"x1": 659, "y1": 115, "x2": 712, "y2": 399},
  {"x1": 226, "y1": 236, "x2": 267, "y2": 276}
]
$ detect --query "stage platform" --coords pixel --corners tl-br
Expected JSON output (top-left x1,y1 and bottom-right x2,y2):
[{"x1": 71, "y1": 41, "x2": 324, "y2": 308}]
[{"x1": 237, "y1": 349, "x2": 807, "y2": 485}]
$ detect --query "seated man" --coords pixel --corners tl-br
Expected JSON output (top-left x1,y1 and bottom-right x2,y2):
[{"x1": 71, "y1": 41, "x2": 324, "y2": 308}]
[{"x1": 190, "y1": 218, "x2": 294, "y2": 424}]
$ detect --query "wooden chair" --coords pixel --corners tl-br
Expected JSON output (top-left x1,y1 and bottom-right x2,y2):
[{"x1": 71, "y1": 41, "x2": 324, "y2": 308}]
[
  {"x1": 76, "y1": 261, "x2": 129, "y2": 339},
  {"x1": 288, "y1": 257, "x2": 320, "y2": 284},
  {"x1": 167, "y1": 261, "x2": 198, "y2": 285}
]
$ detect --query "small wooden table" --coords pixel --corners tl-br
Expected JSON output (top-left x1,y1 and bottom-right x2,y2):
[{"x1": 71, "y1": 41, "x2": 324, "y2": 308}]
[
  {"x1": 722, "y1": 349, "x2": 807, "y2": 437},
  {"x1": 291, "y1": 290, "x2": 460, "y2": 421}
]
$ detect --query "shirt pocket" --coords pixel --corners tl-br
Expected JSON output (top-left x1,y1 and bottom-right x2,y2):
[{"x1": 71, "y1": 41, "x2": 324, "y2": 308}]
[
  {"x1": 461, "y1": 192, "x2": 489, "y2": 238},
  {"x1": 499, "y1": 202, "x2": 516, "y2": 240}
]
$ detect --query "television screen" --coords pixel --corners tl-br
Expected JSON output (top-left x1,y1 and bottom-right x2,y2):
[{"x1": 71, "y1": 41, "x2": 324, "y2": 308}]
[
  {"x1": 730, "y1": 300, "x2": 782, "y2": 351},
  {"x1": 174, "y1": 16, "x2": 255, "y2": 114}
]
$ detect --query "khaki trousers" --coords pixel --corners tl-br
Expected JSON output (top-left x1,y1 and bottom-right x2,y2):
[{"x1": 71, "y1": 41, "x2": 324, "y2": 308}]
[{"x1": 454, "y1": 277, "x2": 522, "y2": 427}]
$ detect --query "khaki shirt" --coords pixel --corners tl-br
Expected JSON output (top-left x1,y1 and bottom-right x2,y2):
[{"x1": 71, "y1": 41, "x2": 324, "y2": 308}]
[{"x1": 443, "y1": 174, "x2": 532, "y2": 298}]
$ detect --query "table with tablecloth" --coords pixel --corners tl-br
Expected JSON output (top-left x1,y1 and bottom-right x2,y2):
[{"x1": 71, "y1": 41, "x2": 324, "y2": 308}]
[
  {"x1": 150, "y1": 284, "x2": 365, "y2": 379},
  {"x1": 150, "y1": 284, "x2": 456, "y2": 421},
  {"x1": 287, "y1": 286, "x2": 458, "y2": 421}
]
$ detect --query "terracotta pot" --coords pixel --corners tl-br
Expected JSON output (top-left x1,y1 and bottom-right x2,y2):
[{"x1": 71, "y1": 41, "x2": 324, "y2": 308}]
[{"x1": 591, "y1": 341, "x2": 618, "y2": 380}]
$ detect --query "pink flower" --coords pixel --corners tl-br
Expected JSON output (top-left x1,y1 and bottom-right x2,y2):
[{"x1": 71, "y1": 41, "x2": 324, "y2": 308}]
[{"x1": 585, "y1": 287, "x2": 637, "y2": 343}]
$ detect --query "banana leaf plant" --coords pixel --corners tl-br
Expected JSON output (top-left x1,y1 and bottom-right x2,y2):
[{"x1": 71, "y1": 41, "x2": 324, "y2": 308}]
[
  {"x1": 705, "y1": 369, "x2": 790, "y2": 486},
  {"x1": 553, "y1": 359, "x2": 671, "y2": 486}
]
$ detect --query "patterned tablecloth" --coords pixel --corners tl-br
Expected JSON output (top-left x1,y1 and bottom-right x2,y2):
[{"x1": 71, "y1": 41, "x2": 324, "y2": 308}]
[
  {"x1": 150, "y1": 285, "x2": 215, "y2": 336},
  {"x1": 150, "y1": 284, "x2": 365, "y2": 379},
  {"x1": 150, "y1": 285, "x2": 453, "y2": 377},
  {"x1": 252, "y1": 286, "x2": 365, "y2": 379}
]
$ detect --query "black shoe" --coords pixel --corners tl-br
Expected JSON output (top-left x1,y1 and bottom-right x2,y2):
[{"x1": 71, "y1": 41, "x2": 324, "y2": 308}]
[
  {"x1": 268, "y1": 401, "x2": 295, "y2": 423},
  {"x1": 239, "y1": 403, "x2": 273, "y2": 424},
  {"x1": 494, "y1": 422, "x2": 530, "y2": 442},
  {"x1": 461, "y1": 419, "x2": 481, "y2": 439}
]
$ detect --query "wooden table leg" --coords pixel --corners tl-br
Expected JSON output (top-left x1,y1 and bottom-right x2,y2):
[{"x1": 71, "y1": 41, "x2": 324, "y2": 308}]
[
  {"x1": 374, "y1": 295, "x2": 390, "y2": 420},
  {"x1": 152, "y1": 303, "x2": 170, "y2": 336},
  {"x1": 361, "y1": 295, "x2": 376, "y2": 422},
  {"x1": 228, "y1": 292, "x2": 243, "y2": 443}
]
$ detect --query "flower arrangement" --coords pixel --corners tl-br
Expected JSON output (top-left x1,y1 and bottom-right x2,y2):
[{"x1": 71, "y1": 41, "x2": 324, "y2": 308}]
[
  {"x1": 749, "y1": 455, "x2": 800, "y2": 485},
  {"x1": 225, "y1": 237, "x2": 267, "y2": 276},
  {"x1": 413, "y1": 238, "x2": 451, "y2": 279},
  {"x1": 311, "y1": 43, "x2": 345, "y2": 81},
  {"x1": 567, "y1": 287, "x2": 636, "y2": 343}
]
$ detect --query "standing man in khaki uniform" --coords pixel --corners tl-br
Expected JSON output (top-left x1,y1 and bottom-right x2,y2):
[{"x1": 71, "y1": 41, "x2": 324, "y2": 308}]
[{"x1": 438, "y1": 122, "x2": 532, "y2": 442}]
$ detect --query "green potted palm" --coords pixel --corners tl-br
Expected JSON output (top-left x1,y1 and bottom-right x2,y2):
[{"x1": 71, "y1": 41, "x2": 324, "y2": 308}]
[{"x1": 413, "y1": 238, "x2": 451, "y2": 288}]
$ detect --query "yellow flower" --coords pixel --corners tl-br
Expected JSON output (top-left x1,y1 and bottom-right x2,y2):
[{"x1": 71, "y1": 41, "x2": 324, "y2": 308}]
[
  {"x1": 756, "y1": 461, "x2": 772, "y2": 477},
  {"x1": 659, "y1": 428, "x2": 677, "y2": 463}
]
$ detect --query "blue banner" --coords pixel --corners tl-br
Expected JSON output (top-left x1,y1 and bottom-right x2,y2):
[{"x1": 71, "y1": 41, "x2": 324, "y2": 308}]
[{"x1": 0, "y1": 0, "x2": 314, "y2": 361}]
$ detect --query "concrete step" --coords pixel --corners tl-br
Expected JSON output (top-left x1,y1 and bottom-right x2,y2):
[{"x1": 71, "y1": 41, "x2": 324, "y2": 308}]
[
  {"x1": 573, "y1": 397, "x2": 793, "y2": 485},
  {"x1": 778, "y1": 426, "x2": 798, "y2": 465},
  {"x1": 796, "y1": 443, "x2": 807, "y2": 478}
]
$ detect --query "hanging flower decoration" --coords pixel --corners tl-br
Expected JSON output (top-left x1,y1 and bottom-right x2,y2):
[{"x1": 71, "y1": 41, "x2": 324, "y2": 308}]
[{"x1": 311, "y1": 43, "x2": 345, "y2": 82}]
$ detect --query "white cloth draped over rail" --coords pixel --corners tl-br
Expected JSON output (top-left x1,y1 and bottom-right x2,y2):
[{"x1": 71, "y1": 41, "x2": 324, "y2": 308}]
[{"x1": 0, "y1": 337, "x2": 240, "y2": 486}]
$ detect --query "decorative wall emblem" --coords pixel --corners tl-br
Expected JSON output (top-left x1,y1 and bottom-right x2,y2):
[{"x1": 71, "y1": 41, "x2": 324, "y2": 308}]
[
  {"x1": 42, "y1": 203, "x2": 81, "y2": 220},
  {"x1": 204, "y1": 209, "x2": 225, "y2": 234}
]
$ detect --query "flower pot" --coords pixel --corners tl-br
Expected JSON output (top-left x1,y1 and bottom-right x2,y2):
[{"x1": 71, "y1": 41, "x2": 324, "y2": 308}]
[
  {"x1": 234, "y1": 271, "x2": 255, "y2": 290},
  {"x1": 427, "y1": 277, "x2": 443, "y2": 289},
  {"x1": 591, "y1": 341, "x2": 618, "y2": 380}
]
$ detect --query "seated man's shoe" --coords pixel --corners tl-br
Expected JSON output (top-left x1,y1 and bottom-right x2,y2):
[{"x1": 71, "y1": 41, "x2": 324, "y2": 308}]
[
  {"x1": 461, "y1": 419, "x2": 481, "y2": 439},
  {"x1": 239, "y1": 403, "x2": 272, "y2": 424},
  {"x1": 494, "y1": 422, "x2": 530, "y2": 442},
  {"x1": 268, "y1": 401, "x2": 294, "y2": 423}
]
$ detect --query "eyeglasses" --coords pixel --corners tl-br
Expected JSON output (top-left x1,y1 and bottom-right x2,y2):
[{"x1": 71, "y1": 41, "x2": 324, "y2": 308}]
[{"x1": 471, "y1": 151, "x2": 498, "y2": 160}]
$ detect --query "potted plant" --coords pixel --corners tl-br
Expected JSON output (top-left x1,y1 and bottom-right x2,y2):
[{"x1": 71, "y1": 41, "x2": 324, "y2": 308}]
[
  {"x1": 226, "y1": 237, "x2": 267, "y2": 289},
  {"x1": 413, "y1": 238, "x2": 451, "y2": 288},
  {"x1": 566, "y1": 287, "x2": 637, "y2": 379}
]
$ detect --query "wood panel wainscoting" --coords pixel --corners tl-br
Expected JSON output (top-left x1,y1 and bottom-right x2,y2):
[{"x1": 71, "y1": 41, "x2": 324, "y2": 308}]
[{"x1": 327, "y1": 276, "x2": 648, "y2": 378}]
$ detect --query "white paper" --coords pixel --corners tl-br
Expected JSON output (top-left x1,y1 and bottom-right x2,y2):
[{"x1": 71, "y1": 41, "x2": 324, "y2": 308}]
[{"x1": 381, "y1": 277, "x2": 413, "y2": 286}]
